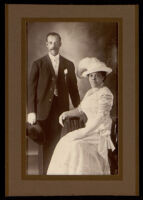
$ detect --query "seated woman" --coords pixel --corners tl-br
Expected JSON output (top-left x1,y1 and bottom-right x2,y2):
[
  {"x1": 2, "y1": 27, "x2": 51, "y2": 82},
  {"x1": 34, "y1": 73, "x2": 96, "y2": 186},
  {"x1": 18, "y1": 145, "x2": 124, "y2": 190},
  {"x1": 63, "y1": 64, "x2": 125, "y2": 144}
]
[{"x1": 47, "y1": 57, "x2": 115, "y2": 175}]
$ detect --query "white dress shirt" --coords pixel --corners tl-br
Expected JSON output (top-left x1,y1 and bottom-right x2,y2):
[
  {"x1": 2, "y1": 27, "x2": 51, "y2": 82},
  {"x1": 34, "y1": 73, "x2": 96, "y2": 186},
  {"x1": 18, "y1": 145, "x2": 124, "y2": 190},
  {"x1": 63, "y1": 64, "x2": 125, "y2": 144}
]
[
  {"x1": 48, "y1": 53, "x2": 60, "y2": 76},
  {"x1": 48, "y1": 53, "x2": 60, "y2": 96}
]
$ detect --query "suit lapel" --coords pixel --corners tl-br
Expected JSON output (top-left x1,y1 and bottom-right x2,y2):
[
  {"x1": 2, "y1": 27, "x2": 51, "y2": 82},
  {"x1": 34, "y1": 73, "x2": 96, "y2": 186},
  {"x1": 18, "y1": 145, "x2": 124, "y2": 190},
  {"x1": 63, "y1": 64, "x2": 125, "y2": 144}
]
[
  {"x1": 58, "y1": 55, "x2": 66, "y2": 77},
  {"x1": 46, "y1": 54, "x2": 66, "y2": 78}
]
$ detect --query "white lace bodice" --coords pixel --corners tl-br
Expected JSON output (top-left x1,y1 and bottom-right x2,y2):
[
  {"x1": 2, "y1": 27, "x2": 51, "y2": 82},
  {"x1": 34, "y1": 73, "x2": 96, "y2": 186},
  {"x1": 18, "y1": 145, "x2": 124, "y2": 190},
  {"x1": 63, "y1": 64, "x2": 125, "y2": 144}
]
[{"x1": 80, "y1": 86, "x2": 113, "y2": 125}]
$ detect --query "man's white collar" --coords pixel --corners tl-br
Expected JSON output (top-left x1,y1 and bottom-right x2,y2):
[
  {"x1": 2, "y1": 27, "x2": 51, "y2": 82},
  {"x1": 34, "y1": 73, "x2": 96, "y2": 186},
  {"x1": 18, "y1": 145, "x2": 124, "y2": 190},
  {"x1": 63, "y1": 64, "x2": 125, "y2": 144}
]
[{"x1": 48, "y1": 53, "x2": 60, "y2": 60}]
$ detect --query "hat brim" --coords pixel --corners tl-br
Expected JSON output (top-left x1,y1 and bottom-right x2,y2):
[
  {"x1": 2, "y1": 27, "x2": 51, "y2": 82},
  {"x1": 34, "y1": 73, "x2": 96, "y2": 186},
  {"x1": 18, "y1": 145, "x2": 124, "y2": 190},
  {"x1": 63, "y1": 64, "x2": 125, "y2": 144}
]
[
  {"x1": 78, "y1": 57, "x2": 112, "y2": 78},
  {"x1": 82, "y1": 68, "x2": 112, "y2": 77}
]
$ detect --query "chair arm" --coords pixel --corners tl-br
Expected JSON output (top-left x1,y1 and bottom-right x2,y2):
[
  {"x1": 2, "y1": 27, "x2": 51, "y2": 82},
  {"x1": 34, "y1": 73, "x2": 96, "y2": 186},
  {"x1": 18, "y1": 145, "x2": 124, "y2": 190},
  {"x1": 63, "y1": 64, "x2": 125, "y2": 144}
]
[{"x1": 60, "y1": 113, "x2": 87, "y2": 138}]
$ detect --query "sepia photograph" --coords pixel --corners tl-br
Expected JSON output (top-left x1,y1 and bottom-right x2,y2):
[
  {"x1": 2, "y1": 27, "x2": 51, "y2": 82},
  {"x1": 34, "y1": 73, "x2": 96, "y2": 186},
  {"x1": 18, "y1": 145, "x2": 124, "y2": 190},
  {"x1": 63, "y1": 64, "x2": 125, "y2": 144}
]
[
  {"x1": 5, "y1": 3, "x2": 139, "y2": 196},
  {"x1": 26, "y1": 20, "x2": 118, "y2": 176}
]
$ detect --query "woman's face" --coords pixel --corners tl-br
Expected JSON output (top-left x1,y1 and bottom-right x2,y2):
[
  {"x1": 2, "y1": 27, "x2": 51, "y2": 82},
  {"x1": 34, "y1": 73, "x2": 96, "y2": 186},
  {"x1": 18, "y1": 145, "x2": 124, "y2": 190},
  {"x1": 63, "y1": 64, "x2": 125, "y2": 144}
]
[{"x1": 88, "y1": 72, "x2": 104, "y2": 88}]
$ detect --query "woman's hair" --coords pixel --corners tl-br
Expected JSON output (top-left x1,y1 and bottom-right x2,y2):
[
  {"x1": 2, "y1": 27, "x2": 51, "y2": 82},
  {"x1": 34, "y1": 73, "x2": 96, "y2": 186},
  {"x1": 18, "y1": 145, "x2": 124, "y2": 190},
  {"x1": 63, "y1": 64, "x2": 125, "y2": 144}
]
[{"x1": 99, "y1": 71, "x2": 107, "y2": 82}]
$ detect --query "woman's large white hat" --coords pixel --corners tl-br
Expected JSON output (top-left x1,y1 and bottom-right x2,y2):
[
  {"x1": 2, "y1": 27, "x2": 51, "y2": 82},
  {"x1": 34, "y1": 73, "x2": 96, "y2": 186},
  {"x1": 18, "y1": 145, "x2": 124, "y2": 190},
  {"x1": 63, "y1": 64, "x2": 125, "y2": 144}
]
[{"x1": 78, "y1": 57, "x2": 112, "y2": 78}]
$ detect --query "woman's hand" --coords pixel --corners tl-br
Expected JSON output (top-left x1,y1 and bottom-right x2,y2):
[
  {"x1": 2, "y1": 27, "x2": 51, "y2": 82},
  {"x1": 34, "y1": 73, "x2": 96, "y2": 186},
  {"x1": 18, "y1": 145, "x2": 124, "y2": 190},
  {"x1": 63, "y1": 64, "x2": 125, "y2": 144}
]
[
  {"x1": 59, "y1": 108, "x2": 82, "y2": 126},
  {"x1": 59, "y1": 111, "x2": 69, "y2": 126}
]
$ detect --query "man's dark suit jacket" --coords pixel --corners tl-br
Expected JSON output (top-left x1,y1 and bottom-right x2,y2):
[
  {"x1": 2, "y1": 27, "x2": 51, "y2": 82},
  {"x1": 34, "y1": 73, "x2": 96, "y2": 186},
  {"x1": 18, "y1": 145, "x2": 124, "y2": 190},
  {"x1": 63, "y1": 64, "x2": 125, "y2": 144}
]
[{"x1": 28, "y1": 54, "x2": 80, "y2": 121}]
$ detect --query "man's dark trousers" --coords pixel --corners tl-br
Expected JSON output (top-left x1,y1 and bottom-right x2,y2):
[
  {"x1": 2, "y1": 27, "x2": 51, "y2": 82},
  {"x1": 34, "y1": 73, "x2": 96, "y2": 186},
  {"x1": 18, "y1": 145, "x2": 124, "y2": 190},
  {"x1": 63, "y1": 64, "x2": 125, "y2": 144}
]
[{"x1": 38, "y1": 96, "x2": 62, "y2": 174}]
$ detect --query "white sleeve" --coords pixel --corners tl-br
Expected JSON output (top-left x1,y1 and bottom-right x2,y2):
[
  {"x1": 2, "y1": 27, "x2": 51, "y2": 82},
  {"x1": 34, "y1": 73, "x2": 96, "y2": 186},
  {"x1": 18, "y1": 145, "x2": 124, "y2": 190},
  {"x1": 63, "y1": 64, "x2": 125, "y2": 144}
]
[{"x1": 65, "y1": 88, "x2": 113, "y2": 140}]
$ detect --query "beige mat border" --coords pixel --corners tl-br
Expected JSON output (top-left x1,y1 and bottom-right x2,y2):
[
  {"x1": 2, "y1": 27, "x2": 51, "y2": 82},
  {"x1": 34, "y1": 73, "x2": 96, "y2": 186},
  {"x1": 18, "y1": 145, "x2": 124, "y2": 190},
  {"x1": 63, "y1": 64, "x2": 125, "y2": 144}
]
[{"x1": 5, "y1": 4, "x2": 139, "y2": 196}]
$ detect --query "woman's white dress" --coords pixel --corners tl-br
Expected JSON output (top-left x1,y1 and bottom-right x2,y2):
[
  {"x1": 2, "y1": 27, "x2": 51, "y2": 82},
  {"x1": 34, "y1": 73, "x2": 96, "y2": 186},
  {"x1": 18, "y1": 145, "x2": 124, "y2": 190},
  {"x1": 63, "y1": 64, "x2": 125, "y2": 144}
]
[{"x1": 47, "y1": 86, "x2": 115, "y2": 175}]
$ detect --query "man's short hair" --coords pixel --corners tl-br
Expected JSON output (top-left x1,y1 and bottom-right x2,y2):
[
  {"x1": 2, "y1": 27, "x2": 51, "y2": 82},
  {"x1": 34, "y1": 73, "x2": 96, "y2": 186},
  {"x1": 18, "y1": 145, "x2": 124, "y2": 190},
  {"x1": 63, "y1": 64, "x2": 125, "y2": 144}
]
[{"x1": 46, "y1": 32, "x2": 61, "y2": 42}]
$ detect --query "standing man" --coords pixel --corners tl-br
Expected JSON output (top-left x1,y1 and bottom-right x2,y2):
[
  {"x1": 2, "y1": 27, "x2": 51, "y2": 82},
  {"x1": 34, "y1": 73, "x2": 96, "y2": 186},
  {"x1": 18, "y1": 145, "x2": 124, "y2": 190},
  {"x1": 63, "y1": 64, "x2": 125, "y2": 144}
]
[{"x1": 27, "y1": 32, "x2": 80, "y2": 174}]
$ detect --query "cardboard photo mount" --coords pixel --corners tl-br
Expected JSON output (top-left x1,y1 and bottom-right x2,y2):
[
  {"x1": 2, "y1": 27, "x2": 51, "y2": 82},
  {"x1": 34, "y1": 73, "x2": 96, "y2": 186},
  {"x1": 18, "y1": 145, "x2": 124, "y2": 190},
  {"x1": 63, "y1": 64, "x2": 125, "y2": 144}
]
[{"x1": 5, "y1": 4, "x2": 139, "y2": 196}]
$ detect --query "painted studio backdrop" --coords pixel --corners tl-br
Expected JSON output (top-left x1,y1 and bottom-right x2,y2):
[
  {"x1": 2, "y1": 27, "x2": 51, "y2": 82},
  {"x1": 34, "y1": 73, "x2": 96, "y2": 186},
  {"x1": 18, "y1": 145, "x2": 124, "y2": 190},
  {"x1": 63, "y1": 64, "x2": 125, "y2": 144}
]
[{"x1": 27, "y1": 21, "x2": 118, "y2": 175}]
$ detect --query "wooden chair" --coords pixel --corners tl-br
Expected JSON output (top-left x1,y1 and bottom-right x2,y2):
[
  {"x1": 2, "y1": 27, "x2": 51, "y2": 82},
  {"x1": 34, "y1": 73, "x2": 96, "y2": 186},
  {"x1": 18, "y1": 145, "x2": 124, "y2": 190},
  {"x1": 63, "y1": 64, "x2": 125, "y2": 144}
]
[{"x1": 108, "y1": 116, "x2": 118, "y2": 175}]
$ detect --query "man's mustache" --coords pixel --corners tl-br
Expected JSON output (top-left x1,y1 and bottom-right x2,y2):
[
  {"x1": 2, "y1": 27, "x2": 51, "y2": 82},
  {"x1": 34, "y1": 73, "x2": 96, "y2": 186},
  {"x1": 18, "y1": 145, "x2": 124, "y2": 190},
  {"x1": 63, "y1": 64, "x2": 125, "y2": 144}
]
[{"x1": 50, "y1": 47, "x2": 58, "y2": 50}]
